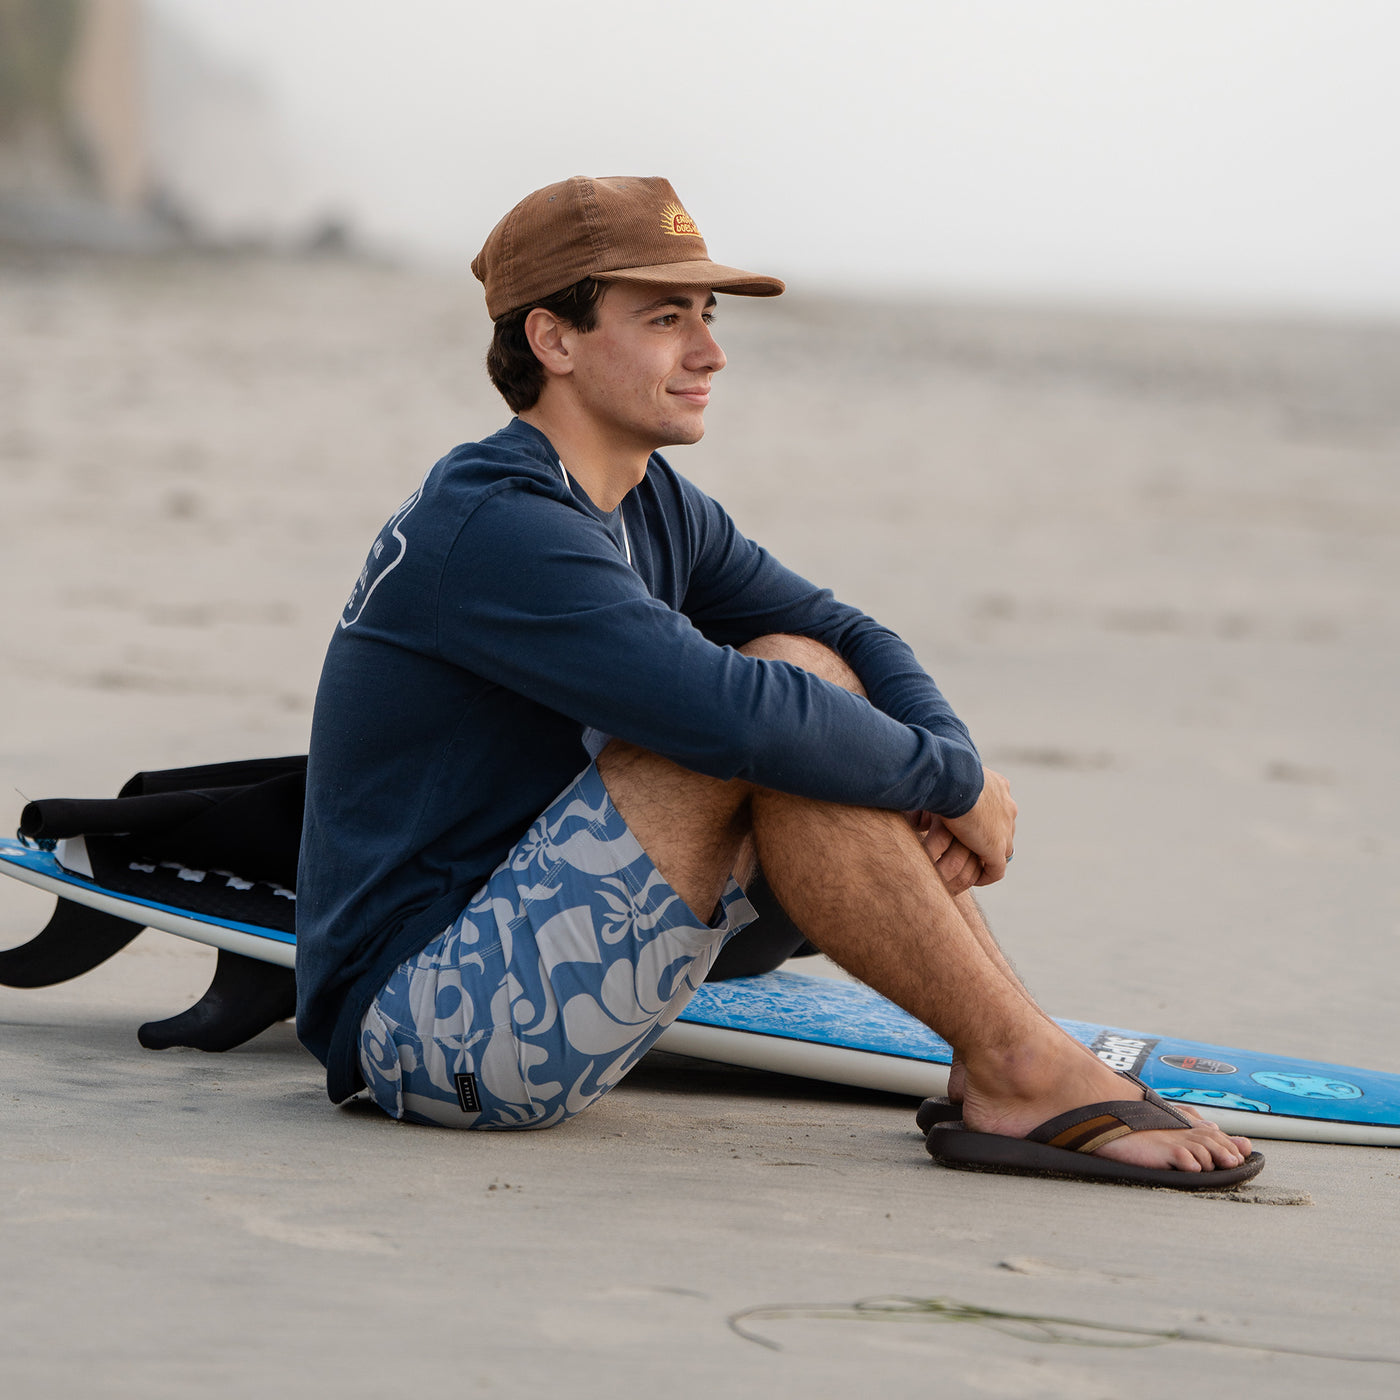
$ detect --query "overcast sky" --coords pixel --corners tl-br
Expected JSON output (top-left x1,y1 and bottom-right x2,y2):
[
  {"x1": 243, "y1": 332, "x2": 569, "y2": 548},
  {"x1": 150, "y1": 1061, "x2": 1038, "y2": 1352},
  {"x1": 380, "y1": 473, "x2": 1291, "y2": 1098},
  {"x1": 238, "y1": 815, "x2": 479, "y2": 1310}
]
[{"x1": 157, "y1": 0, "x2": 1400, "y2": 316}]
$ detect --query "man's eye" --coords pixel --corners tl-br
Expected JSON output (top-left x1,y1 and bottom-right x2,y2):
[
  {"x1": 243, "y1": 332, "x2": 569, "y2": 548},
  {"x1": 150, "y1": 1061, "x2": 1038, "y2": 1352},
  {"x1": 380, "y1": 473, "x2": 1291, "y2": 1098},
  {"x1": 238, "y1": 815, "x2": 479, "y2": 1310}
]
[{"x1": 653, "y1": 314, "x2": 678, "y2": 326}]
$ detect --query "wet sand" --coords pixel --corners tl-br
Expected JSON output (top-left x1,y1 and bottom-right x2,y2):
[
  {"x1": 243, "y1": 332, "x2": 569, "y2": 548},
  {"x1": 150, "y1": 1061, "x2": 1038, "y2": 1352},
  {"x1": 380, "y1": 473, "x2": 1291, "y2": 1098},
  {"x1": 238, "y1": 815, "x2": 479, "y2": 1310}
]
[{"x1": 2, "y1": 253, "x2": 1398, "y2": 1396}]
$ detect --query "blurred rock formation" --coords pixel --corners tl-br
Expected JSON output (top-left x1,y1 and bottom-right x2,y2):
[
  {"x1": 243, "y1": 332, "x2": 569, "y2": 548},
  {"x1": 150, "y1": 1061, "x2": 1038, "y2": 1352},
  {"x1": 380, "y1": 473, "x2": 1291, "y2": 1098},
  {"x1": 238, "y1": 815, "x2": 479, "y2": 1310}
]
[{"x1": 0, "y1": 0, "x2": 345, "y2": 253}]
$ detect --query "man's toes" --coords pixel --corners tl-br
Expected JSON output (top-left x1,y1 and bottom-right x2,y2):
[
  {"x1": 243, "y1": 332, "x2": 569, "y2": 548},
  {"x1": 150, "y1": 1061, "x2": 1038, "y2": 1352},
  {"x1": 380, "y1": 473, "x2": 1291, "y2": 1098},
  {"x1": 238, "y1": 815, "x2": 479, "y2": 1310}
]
[
  {"x1": 1160, "y1": 1129, "x2": 1245, "y2": 1172},
  {"x1": 1205, "y1": 1129, "x2": 1247, "y2": 1166},
  {"x1": 1196, "y1": 1139, "x2": 1227, "y2": 1170},
  {"x1": 1169, "y1": 1140, "x2": 1207, "y2": 1172},
  {"x1": 1195, "y1": 1133, "x2": 1244, "y2": 1169}
]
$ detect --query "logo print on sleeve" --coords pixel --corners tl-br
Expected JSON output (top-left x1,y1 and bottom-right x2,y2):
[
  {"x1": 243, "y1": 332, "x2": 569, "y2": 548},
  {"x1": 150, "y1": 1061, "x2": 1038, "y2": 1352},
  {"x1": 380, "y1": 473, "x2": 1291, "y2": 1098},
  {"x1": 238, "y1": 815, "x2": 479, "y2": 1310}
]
[{"x1": 341, "y1": 467, "x2": 431, "y2": 628}]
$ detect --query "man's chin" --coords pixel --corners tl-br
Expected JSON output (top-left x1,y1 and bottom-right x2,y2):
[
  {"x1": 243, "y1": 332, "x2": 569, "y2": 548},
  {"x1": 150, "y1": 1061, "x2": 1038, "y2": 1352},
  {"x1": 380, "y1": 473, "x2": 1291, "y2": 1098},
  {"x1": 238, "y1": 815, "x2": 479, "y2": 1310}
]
[{"x1": 662, "y1": 416, "x2": 707, "y2": 447}]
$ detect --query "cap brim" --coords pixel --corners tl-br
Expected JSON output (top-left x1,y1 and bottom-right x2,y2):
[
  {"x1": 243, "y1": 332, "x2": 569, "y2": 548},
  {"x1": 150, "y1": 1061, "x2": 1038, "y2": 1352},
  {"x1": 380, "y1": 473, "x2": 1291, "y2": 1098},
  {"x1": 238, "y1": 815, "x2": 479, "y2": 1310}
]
[{"x1": 593, "y1": 259, "x2": 784, "y2": 297}]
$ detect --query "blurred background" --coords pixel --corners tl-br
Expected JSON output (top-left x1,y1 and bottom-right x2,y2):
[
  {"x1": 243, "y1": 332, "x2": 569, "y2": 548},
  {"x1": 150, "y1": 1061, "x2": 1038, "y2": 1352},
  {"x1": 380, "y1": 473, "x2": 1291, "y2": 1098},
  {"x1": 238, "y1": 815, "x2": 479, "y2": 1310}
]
[
  {"x1": 1, "y1": 0, "x2": 1397, "y2": 1054},
  {"x1": 2, "y1": 0, "x2": 1398, "y2": 312}
]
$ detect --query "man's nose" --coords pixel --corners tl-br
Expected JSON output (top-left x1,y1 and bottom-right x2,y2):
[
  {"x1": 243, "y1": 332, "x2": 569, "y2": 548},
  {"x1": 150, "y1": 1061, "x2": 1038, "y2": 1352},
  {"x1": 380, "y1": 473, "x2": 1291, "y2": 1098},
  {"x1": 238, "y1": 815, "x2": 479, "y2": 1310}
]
[{"x1": 687, "y1": 323, "x2": 726, "y2": 373}]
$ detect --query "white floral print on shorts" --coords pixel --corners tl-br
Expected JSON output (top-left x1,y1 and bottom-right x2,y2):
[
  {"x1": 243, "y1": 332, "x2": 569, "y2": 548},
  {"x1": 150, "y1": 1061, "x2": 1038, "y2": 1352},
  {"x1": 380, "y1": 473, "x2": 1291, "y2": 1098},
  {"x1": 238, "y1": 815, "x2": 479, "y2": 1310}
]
[{"x1": 359, "y1": 763, "x2": 756, "y2": 1128}]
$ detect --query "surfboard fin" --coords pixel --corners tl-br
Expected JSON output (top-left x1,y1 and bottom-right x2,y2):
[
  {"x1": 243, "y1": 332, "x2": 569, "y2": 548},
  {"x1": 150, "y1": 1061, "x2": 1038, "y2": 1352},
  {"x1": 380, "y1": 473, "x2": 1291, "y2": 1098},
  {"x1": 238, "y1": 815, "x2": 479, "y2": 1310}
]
[
  {"x1": 138, "y1": 948, "x2": 297, "y2": 1053},
  {"x1": 0, "y1": 896, "x2": 146, "y2": 987}
]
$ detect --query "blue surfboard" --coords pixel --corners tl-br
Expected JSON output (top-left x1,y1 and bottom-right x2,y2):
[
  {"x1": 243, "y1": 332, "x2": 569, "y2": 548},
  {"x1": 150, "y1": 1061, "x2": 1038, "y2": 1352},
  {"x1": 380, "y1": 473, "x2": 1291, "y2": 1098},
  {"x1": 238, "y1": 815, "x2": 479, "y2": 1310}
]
[
  {"x1": 666, "y1": 971, "x2": 1400, "y2": 1147},
  {"x1": 3, "y1": 835, "x2": 1396, "y2": 1146}
]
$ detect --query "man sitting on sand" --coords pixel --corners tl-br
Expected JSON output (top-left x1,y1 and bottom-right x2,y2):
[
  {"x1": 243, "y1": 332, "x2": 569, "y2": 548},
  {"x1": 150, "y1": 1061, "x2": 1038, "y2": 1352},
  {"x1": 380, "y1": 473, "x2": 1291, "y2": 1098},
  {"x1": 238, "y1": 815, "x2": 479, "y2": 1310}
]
[{"x1": 295, "y1": 176, "x2": 1261, "y2": 1190}]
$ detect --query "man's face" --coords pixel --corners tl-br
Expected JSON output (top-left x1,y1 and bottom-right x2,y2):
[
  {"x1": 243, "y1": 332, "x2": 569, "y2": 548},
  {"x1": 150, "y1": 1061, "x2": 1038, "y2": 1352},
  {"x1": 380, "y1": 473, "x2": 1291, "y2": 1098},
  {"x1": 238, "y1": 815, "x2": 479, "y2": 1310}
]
[{"x1": 560, "y1": 282, "x2": 726, "y2": 454}]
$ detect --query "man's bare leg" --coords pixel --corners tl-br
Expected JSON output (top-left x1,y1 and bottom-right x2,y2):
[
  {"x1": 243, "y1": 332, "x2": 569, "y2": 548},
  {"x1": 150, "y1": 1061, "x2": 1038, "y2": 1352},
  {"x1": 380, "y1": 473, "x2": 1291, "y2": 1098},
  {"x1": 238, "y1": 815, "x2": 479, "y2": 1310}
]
[
  {"x1": 746, "y1": 638, "x2": 1189, "y2": 1114},
  {"x1": 747, "y1": 635, "x2": 1062, "y2": 1073},
  {"x1": 943, "y1": 884, "x2": 1213, "y2": 1120},
  {"x1": 944, "y1": 892, "x2": 1033, "y2": 1104},
  {"x1": 595, "y1": 639, "x2": 1250, "y2": 1174},
  {"x1": 753, "y1": 796, "x2": 1246, "y2": 1168}
]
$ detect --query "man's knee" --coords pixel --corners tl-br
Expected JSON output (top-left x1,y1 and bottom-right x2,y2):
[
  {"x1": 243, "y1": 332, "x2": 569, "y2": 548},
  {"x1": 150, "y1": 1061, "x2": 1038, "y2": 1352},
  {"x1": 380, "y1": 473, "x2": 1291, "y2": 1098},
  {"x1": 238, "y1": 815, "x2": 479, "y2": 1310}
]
[{"x1": 739, "y1": 634, "x2": 864, "y2": 697}]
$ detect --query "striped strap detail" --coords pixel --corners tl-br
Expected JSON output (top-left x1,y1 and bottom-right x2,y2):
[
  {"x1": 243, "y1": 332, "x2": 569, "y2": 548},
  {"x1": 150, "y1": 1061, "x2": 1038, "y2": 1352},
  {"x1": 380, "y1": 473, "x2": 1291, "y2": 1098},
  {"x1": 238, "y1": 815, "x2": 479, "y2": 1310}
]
[
  {"x1": 1044, "y1": 1115, "x2": 1136, "y2": 1153},
  {"x1": 1028, "y1": 1096, "x2": 1194, "y2": 1155}
]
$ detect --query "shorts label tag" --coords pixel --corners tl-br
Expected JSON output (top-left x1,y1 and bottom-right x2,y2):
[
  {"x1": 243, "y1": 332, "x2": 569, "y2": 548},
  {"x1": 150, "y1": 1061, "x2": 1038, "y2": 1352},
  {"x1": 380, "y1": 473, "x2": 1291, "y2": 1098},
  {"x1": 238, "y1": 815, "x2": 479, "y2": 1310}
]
[{"x1": 454, "y1": 1072, "x2": 481, "y2": 1113}]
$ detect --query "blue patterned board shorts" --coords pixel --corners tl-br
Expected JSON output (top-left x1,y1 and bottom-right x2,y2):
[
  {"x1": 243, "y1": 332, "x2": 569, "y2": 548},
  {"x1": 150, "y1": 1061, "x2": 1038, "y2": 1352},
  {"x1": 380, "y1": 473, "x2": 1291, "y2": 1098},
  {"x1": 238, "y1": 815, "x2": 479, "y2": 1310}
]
[{"x1": 358, "y1": 764, "x2": 757, "y2": 1129}]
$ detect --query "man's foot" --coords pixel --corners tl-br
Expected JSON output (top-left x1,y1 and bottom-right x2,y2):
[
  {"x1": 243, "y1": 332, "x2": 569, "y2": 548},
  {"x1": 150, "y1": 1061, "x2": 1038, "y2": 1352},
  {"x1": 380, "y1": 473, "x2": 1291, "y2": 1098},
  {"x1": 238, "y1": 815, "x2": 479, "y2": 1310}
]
[
  {"x1": 950, "y1": 1031, "x2": 1257, "y2": 1178},
  {"x1": 919, "y1": 1046, "x2": 1212, "y2": 1137},
  {"x1": 946, "y1": 1056, "x2": 966, "y2": 1105}
]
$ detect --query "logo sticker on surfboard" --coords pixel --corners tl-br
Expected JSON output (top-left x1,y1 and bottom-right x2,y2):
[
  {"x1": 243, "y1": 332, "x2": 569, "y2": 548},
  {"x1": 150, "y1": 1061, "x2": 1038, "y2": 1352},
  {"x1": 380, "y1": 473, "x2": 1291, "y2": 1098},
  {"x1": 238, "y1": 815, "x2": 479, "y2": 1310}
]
[
  {"x1": 1092, "y1": 1031, "x2": 1157, "y2": 1075},
  {"x1": 1250, "y1": 1071, "x2": 1363, "y2": 1100},
  {"x1": 1160, "y1": 1088, "x2": 1271, "y2": 1113},
  {"x1": 1160, "y1": 1054, "x2": 1237, "y2": 1075}
]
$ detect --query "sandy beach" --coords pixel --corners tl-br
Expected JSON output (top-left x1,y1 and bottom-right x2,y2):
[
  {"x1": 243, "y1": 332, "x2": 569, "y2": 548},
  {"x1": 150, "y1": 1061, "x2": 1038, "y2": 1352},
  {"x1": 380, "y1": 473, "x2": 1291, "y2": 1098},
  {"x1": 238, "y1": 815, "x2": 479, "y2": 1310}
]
[{"x1": 2, "y1": 251, "x2": 1398, "y2": 1396}]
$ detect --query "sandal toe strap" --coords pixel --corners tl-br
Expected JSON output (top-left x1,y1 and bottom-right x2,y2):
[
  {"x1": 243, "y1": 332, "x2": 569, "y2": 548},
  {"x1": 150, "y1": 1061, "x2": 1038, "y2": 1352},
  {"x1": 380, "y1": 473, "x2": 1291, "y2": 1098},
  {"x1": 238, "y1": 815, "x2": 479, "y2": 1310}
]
[{"x1": 1027, "y1": 1096, "x2": 1194, "y2": 1155}]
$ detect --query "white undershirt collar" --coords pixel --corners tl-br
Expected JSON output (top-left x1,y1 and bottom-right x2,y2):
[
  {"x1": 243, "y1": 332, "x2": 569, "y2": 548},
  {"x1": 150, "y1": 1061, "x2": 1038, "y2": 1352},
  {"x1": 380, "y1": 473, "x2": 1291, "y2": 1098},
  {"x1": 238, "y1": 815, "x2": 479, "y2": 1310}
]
[{"x1": 556, "y1": 459, "x2": 632, "y2": 567}]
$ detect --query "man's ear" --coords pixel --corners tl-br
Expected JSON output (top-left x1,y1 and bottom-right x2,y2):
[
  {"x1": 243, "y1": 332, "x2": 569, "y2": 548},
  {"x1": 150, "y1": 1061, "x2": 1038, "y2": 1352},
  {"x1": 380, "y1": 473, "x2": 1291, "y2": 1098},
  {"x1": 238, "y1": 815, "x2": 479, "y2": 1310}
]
[{"x1": 524, "y1": 308, "x2": 574, "y2": 378}]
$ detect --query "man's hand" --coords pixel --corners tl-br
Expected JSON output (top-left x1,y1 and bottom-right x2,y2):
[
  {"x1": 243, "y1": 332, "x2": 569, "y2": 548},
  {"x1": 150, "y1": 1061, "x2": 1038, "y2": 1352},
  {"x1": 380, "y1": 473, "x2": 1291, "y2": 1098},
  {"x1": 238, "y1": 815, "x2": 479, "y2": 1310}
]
[
  {"x1": 906, "y1": 811, "x2": 984, "y2": 897},
  {"x1": 940, "y1": 767, "x2": 1017, "y2": 887}
]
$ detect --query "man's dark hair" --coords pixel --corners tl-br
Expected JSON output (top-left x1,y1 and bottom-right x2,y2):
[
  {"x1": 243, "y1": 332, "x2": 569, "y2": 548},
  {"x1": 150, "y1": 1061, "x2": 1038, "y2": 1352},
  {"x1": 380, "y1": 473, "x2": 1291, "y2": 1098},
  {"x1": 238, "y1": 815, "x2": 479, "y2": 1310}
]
[{"x1": 485, "y1": 277, "x2": 607, "y2": 412}]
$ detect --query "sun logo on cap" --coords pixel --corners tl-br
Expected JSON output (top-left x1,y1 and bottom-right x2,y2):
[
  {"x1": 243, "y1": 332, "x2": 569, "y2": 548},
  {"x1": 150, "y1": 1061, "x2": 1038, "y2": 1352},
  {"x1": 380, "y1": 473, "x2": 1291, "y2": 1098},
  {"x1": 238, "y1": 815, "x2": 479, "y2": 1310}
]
[{"x1": 661, "y1": 202, "x2": 701, "y2": 238}]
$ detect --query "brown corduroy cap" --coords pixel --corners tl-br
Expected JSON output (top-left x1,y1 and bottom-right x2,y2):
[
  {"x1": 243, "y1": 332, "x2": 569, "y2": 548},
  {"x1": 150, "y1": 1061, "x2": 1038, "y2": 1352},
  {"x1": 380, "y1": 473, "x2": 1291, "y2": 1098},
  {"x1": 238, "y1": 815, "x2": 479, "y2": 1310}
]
[{"x1": 471, "y1": 176, "x2": 784, "y2": 320}]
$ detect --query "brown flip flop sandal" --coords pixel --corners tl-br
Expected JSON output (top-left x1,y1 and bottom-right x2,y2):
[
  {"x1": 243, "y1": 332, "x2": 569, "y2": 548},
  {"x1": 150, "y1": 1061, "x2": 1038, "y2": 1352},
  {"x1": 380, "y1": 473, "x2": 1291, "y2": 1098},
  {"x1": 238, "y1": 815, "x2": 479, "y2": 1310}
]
[
  {"x1": 916, "y1": 1096, "x2": 962, "y2": 1132},
  {"x1": 924, "y1": 1093, "x2": 1265, "y2": 1190},
  {"x1": 917, "y1": 1071, "x2": 1167, "y2": 1135}
]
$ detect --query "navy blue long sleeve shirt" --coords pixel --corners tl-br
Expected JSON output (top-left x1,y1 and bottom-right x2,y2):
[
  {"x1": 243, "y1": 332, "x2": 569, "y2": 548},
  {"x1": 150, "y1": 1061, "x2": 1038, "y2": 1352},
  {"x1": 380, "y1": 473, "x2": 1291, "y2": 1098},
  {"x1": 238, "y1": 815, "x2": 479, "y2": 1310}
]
[{"x1": 297, "y1": 418, "x2": 983, "y2": 1101}]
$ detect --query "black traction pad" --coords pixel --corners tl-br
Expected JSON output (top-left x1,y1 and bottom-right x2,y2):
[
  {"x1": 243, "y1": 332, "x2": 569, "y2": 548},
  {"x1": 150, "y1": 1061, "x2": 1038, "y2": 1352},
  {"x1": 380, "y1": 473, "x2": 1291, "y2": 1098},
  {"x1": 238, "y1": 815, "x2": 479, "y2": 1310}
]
[{"x1": 84, "y1": 833, "x2": 297, "y2": 934}]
